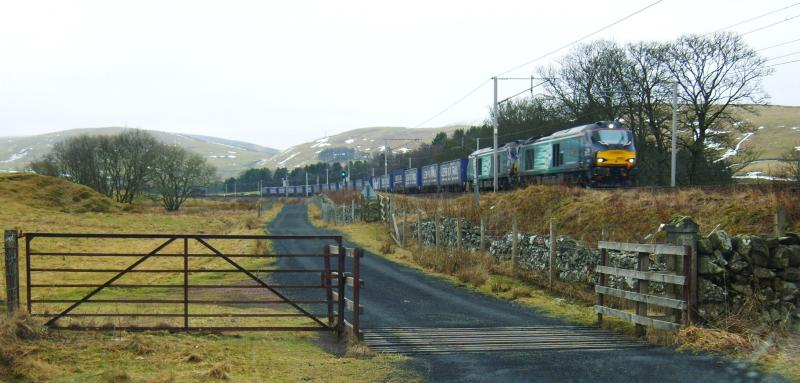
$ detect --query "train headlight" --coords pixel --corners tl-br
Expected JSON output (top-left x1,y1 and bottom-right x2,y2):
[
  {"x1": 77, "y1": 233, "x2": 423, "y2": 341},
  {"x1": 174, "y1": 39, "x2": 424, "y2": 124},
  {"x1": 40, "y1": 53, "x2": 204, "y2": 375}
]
[
  {"x1": 596, "y1": 158, "x2": 606, "y2": 164},
  {"x1": 627, "y1": 158, "x2": 636, "y2": 164}
]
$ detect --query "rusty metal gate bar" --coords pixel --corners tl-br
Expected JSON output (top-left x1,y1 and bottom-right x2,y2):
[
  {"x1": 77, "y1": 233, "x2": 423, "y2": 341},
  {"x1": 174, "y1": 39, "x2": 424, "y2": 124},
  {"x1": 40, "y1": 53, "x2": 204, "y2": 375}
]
[{"x1": 24, "y1": 232, "x2": 359, "y2": 333}]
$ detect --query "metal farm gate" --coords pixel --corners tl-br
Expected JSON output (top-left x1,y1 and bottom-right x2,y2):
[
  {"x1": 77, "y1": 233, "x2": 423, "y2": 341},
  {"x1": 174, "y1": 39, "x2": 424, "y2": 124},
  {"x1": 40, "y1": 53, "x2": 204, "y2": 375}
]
[{"x1": 13, "y1": 232, "x2": 362, "y2": 337}]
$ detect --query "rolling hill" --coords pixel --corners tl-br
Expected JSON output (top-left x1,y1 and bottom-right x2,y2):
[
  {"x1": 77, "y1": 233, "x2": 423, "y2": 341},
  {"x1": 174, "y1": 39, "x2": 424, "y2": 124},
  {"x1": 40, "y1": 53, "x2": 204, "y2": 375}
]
[
  {"x1": 261, "y1": 125, "x2": 466, "y2": 170},
  {"x1": 726, "y1": 105, "x2": 800, "y2": 178},
  {"x1": 0, "y1": 127, "x2": 279, "y2": 178}
]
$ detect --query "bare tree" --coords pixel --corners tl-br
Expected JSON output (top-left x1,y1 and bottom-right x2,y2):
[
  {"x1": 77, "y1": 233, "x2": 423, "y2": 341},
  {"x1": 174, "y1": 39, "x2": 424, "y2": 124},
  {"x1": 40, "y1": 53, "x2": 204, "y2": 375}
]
[
  {"x1": 150, "y1": 145, "x2": 216, "y2": 211},
  {"x1": 622, "y1": 41, "x2": 674, "y2": 185},
  {"x1": 32, "y1": 130, "x2": 160, "y2": 203},
  {"x1": 783, "y1": 145, "x2": 800, "y2": 183},
  {"x1": 665, "y1": 32, "x2": 772, "y2": 184},
  {"x1": 539, "y1": 41, "x2": 631, "y2": 122},
  {"x1": 106, "y1": 130, "x2": 159, "y2": 203}
]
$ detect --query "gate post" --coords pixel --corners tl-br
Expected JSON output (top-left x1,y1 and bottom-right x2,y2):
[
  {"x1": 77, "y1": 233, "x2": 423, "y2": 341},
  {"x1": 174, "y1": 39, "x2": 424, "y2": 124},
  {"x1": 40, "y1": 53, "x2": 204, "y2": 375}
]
[
  {"x1": 352, "y1": 248, "x2": 363, "y2": 339},
  {"x1": 337, "y1": 244, "x2": 346, "y2": 338},
  {"x1": 4, "y1": 230, "x2": 20, "y2": 316},
  {"x1": 664, "y1": 218, "x2": 699, "y2": 324}
]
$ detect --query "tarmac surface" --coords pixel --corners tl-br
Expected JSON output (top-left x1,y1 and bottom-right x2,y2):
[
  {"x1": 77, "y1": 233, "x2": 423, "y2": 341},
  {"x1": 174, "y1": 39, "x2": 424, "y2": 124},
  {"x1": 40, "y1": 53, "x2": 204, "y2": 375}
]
[{"x1": 266, "y1": 204, "x2": 785, "y2": 383}]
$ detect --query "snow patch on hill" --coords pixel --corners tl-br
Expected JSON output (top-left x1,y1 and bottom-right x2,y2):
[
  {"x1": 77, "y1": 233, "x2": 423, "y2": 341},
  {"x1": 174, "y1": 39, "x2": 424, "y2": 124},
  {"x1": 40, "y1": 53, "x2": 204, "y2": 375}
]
[
  {"x1": 1, "y1": 148, "x2": 31, "y2": 163},
  {"x1": 277, "y1": 153, "x2": 299, "y2": 166},
  {"x1": 716, "y1": 132, "x2": 753, "y2": 162}
]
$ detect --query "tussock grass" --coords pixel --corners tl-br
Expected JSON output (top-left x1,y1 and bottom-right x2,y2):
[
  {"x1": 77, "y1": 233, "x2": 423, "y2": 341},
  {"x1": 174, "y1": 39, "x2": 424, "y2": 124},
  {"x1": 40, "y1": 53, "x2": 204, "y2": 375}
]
[
  {"x1": 200, "y1": 363, "x2": 231, "y2": 380},
  {"x1": 395, "y1": 184, "x2": 799, "y2": 245},
  {"x1": 676, "y1": 326, "x2": 754, "y2": 354},
  {"x1": 0, "y1": 174, "x2": 419, "y2": 382}
]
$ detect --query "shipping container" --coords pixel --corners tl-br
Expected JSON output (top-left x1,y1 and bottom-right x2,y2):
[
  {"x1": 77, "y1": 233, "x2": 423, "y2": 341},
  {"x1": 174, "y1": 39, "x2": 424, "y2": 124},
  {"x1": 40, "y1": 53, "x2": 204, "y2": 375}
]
[
  {"x1": 439, "y1": 158, "x2": 469, "y2": 191},
  {"x1": 404, "y1": 167, "x2": 421, "y2": 192}
]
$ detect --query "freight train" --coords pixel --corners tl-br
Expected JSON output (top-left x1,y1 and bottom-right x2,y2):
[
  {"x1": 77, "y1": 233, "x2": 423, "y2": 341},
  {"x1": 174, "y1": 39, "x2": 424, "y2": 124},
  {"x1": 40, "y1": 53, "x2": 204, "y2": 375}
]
[{"x1": 262, "y1": 121, "x2": 637, "y2": 197}]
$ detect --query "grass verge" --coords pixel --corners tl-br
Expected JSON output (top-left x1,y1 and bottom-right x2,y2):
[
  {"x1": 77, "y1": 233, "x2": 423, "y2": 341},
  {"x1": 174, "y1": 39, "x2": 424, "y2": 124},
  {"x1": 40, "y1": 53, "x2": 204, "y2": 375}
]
[{"x1": 308, "y1": 201, "x2": 800, "y2": 382}]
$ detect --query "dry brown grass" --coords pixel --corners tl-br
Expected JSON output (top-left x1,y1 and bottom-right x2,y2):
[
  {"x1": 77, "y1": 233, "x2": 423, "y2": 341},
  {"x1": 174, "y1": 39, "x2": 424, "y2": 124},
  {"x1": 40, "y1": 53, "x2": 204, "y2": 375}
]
[
  {"x1": 0, "y1": 312, "x2": 57, "y2": 382},
  {"x1": 326, "y1": 190, "x2": 362, "y2": 205},
  {"x1": 675, "y1": 326, "x2": 755, "y2": 354},
  {"x1": 200, "y1": 363, "x2": 231, "y2": 380},
  {"x1": 397, "y1": 184, "x2": 799, "y2": 244},
  {"x1": 410, "y1": 247, "x2": 492, "y2": 283},
  {"x1": 379, "y1": 236, "x2": 396, "y2": 254}
]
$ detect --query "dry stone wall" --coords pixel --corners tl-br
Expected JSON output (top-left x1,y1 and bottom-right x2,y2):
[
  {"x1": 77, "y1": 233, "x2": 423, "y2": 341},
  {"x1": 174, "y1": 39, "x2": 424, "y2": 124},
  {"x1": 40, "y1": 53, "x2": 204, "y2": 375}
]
[
  {"x1": 696, "y1": 231, "x2": 800, "y2": 325},
  {"x1": 412, "y1": 217, "x2": 800, "y2": 326}
]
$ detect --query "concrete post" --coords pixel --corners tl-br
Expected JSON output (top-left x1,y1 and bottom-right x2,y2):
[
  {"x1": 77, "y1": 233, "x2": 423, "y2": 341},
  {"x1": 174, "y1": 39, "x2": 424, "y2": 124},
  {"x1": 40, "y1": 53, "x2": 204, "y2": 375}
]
[
  {"x1": 417, "y1": 214, "x2": 422, "y2": 250},
  {"x1": 775, "y1": 207, "x2": 786, "y2": 237},
  {"x1": 456, "y1": 219, "x2": 462, "y2": 249},
  {"x1": 664, "y1": 218, "x2": 699, "y2": 323},
  {"x1": 479, "y1": 216, "x2": 486, "y2": 252}
]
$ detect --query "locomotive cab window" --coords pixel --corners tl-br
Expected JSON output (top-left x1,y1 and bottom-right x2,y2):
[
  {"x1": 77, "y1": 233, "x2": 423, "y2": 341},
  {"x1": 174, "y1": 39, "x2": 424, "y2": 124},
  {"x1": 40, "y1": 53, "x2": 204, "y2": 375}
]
[
  {"x1": 592, "y1": 130, "x2": 631, "y2": 147},
  {"x1": 524, "y1": 148, "x2": 535, "y2": 170},
  {"x1": 477, "y1": 158, "x2": 483, "y2": 176},
  {"x1": 552, "y1": 144, "x2": 563, "y2": 167}
]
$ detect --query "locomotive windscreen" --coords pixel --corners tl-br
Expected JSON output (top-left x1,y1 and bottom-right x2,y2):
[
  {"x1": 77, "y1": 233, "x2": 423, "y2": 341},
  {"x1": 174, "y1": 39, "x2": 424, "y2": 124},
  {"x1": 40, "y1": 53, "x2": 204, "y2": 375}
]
[{"x1": 593, "y1": 129, "x2": 631, "y2": 146}]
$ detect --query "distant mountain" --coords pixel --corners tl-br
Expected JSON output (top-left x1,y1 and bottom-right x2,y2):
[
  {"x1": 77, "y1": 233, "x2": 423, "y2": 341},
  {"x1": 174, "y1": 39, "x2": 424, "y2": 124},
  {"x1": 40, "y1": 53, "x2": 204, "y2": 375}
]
[
  {"x1": 0, "y1": 127, "x2": 279, "y2": 178},
  {"x1": 184, "y1": 134, "x2": 279, "y2": 155},
  {"x1": 262, "y1": 125, "x2": 465, "y2": 169}
]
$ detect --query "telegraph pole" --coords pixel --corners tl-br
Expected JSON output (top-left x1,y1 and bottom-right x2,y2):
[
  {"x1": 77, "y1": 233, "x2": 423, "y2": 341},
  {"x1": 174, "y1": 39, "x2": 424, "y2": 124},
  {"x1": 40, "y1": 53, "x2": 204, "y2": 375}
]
[
  {"x1": 408, "y1": 158, "x2": 412, "y2": 169},
  {"x1": 326, "y1": 168, "x2": 329, "y2": 186},
  {"x1": 305, "y1": 171, "x2": 309, "y2": 197},
  {"x1": 671, "y1": 82, "x2": 678, "y2": 188},
  {"x1": 384, "y1": 140, "x2": 389, "y2": 179},
  {"x1": 492, "y1": 77, "x2": 498, "y2": 192}
]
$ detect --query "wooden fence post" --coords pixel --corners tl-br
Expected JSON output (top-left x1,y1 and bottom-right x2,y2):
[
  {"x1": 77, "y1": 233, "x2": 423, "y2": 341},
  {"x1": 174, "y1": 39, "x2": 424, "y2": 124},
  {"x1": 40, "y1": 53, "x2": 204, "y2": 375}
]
[
  {"x1": 417, "y1": 213, "x2": 422, "y2": 250},
  {"x1": 549, "y1": 219, "x2": 557, "y2": 290},
  {"x1": 434, "y1": 213, "x2": 440, "y2": 248},
  {"x1": 635, "y1": 251, "x2": 649, "y2": 337},
  {"x1": 597, "y1": 247, "x2": 607, "y2": 326},
  {"x1": 351, "y1": 199, "x2": 355, "y2": 223},
  {"x1": 775, "y1": 207, "x2": 786, "y2": 237},
  {"x1": 665, "y1": 218, "x2": 699, "y2": 324},
  {"x1": 4, "y1": 230, "x2": 20, "y2": 316},
  {"x1": 456, "y1": 219, "x2": 462, "y2": 249},
  {"x1": 511, "y1": 217, "x2": 518, "y2": 272},
  {"x1": 402, "y1": 209, "x2": 408, "y2": 247}
]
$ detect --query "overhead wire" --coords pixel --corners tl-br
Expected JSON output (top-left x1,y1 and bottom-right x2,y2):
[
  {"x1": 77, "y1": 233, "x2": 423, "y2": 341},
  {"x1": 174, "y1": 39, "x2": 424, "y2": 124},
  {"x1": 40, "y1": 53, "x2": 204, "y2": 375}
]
[
  {"x1": 712, "y1": 2, "x2": 800, "y2": 33},
  {"x1": 495, "y1": 0, "x2": 664, "y2": 77},
  {"x1": 765, "y1": 49, "x2": 800, "y2": 61},
  {"x1": 411, "y1": 0, "x2": 664, "y2": 129},
  {"x1": 767, "y1": 58, "x2": 800, "y2": 67},
  {"x1": 757, "y1": 37, "x2": 800, "y2": 51},
  {"x1": 412, "y1": 79, "x2": 491, "y2": 128},
  {"x1": 740, "y1": 13, "x2": 800, "y2": 36}
]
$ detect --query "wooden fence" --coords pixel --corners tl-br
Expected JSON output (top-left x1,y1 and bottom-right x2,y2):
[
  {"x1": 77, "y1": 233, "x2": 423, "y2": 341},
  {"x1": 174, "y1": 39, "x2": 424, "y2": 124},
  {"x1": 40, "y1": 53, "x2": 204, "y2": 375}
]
[
  {"x1": 595, "y1": 241, "x2": 692, "y2": 335},
  {"x1": 326, "y1": 245, "x2": 364, "y2": 339}
]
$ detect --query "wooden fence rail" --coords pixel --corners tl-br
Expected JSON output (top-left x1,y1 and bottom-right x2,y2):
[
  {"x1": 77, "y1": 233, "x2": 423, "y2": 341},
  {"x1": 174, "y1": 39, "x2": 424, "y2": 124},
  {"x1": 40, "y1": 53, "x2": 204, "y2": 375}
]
[{"x1": 595, "y1": 241, "x2": 692, "y2": 335}]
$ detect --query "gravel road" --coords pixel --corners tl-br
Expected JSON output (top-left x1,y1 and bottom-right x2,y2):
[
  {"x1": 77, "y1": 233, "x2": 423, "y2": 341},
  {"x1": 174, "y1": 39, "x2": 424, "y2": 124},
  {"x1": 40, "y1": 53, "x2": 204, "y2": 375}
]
[{"x1": 266, "y1": 204, "x2": 784, "y2": 383}]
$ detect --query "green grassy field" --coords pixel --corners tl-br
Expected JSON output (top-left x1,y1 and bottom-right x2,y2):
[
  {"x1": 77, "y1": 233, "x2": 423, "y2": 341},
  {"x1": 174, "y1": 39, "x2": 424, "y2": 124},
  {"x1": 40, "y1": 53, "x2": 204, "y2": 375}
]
[
  {"x1": 732, "y1": 105, "x2": 800, "y2": 177},
  {"x1": 0, "y1": 174, "x2": 418, "y2": 382}
]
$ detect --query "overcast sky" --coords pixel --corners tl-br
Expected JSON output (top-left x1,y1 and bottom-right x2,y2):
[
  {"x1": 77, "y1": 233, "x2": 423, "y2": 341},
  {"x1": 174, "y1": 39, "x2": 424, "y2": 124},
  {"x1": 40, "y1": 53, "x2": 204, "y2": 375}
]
[{"x1": 1, "y1": 0, "x2": 799, "y2": 149}]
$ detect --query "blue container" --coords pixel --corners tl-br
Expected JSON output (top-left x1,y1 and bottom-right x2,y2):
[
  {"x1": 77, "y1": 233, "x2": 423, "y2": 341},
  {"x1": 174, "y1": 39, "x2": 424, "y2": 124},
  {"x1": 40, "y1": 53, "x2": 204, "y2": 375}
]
[
  {"x1": 439, "y1": 158, "x2": 469, "y2": 188},
  {"x1": 404, "y1": 167, "x2": 421, "y2": 192}
]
